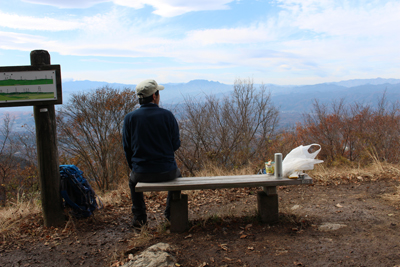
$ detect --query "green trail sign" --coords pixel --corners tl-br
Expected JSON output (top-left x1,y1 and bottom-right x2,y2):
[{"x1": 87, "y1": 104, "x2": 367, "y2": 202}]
[
  {"x1": 0, "y1": 50, "x2": 65, "y2": 227},
  {"x1": 0, "y1": 65, "x2": 62, "y2": 107}
]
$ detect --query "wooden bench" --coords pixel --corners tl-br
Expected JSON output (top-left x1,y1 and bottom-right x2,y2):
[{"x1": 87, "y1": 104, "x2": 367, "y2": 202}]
[{"x1": 136, "y1": 174, "x2": 313, "y2": 232}]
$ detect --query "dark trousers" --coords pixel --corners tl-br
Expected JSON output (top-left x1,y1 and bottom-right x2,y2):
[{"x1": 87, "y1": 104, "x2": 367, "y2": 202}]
[{"x1": 128, "y1": 168, "x2": 181, "y2": 222}]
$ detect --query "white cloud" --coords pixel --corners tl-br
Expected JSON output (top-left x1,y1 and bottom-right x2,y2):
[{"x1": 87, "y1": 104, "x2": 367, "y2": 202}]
[
  {"x1": 23, "y1": 0, "x2": 234, "y2": 17},
  {"x1": 276, "y1": 0, "x2": 400, "y2": 37},
  {"x1": 138, "y1": 0, "x2": 233, "y2": 17},
  {"x1": 186, "y1": 23, "x2": 278, "y2": 45},
  {"x1": 111, "y1": 0, "x2": 145, "y2": 9},
  {"x1": 22, "y1": 0, "x2": 108, "y2": 8},
  {"x1": 0, "y1": 31, "x2": 54, "y2": 51},
  {"x1": 0, "y1": 11, "x2": 83, "y2": 31}
]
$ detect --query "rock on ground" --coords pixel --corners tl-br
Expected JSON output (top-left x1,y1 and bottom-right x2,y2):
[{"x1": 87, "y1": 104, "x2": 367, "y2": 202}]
[
  {"x1": 123, "y1": 243, "x2": 176, "y2": 267},
  {"x1": 318, "y1": 222, "x2": 347, "y2": 231}
]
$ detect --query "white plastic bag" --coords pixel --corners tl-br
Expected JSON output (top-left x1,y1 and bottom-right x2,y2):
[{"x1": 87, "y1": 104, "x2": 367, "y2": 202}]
[{"x1": 282, "y1": 144, "x2": 324, "y2": 178}]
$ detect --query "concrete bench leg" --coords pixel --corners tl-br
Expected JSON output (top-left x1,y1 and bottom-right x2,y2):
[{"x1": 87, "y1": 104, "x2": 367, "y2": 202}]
[
  {"x1": 170, "y1": 191, "x2": 188, "y2": 233},
  {"x1": 257, "y1": 186, "x2": 279, "y2": 223}
]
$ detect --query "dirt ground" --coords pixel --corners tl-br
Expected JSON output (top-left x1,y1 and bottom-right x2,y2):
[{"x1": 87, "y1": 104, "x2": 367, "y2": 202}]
[{"x1": 1, "y1": 174, "x2": 400, "y2": 267}]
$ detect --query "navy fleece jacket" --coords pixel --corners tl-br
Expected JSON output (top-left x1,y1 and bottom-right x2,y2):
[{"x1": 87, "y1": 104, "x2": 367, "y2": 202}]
[{"x1": 123, "y1": 103, "x2": 180, "y2": 173}]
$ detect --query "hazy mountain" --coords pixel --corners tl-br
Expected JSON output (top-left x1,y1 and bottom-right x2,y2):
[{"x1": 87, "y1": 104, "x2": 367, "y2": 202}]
[
  {"x1": 328, "y1": 78, "x2": 400, "y2": 87},
  {"x1": 1, "y1": 78, "x2": 399, "y2": 130},
  {"x1": 273, "y1": 82, "x2": 400, "y2": 115},
  {"x1": 61, "y1": 78, "x2": 400, "y2": 105},
  {"x1": 62, "y1": 80, "x2": 133, "y2": 93},
  {"x1": 61, "y1": 79, "x2": 233, "y2": 104}
]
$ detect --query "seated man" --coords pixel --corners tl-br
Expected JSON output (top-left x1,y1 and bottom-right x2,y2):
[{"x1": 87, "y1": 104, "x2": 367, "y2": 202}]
[{"x1": 123, "y1": 79, "x2": 181, "y2": 227}]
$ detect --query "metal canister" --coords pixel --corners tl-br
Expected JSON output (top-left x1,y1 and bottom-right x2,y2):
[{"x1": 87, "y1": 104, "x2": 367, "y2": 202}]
[{"x1": 274, "y1": 153, "x2": 283, "y2": 179}]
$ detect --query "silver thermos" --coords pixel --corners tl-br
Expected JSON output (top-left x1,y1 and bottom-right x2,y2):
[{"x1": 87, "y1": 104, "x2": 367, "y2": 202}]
[{"x1": 274, "y1": 153, "x2": 283, "y2": 179}]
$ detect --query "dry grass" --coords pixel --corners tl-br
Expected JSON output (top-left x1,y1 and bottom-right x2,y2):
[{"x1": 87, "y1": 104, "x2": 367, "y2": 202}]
[
  {"x1": 0, "y1": 194, "x2": 41, "y2": 238},
  {"x1": 0, "y1": 182, "x2": 132, "y2": 237},
  {"x1": 97, "y1": 179, "x2": 131, "y2": 206},
  {"x1": 193, "y1": 162, "x2": 257, "y2": 177},
  {"x1": 309, "y1": 161, "x2": 400, "y2": 183},
  {"x1": 381, "y1": 185, "x2": 400, "y2": 203}
]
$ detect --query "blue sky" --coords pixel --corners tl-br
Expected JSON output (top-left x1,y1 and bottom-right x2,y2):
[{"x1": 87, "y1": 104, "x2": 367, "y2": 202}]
[{"x1": 0, "y1": 0, "x2": 399, "y2": 85}]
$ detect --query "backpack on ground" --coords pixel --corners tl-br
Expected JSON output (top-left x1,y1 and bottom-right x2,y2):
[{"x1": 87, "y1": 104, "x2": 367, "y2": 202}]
[{"x1": 59, "y1": 165, "x2": 102, "y2": 218}]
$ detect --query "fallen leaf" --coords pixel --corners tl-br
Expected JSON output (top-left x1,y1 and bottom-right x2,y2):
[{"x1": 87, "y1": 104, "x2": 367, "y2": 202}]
[
  {"x1": 184, "y1": 234, "x2": 192, "y2": 239},
  {"x1": 245, "y1": 224, "x2": 252, "y2": 230},
  {"x1": 240, "y1": 235, "x2": 247, "y2": 239},
  {"x1": 219, "y1": 244, "x2": 228, "y2": 251},
  {"x1": 336, "y1": 204, "x2": 343, "y2": 208},
  {"x1": 248, "y1": 246, "x2": 254, "y2": 250},
  {"x1": 388, "y1": 214, "x2": 394, "y2": 216}
]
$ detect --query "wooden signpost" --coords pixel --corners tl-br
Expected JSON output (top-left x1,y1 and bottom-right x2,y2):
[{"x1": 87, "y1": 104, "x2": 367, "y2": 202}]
[{"x1": 0, "y1": 50, "x2": 64, "y2": 226}]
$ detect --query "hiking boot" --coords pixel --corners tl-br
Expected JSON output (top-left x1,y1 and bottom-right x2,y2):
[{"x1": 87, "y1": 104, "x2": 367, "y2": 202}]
[
  {"x1": 164, "y1": 209, "x2": 170, "y2": 222},
  {"x1": 132, "y1": 218, "x2": 147, "y2": 228}
]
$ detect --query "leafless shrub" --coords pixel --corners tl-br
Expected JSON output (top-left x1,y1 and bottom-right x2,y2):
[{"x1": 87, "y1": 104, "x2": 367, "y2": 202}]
[
  {"x1": 0, "y1": 114, "x2": 21, "y2": 206},
  {"x1": 57, "y1": 86, "x2": 139, "y2": 191},
  {"x1": 176, "y1": 78, "x2": 279, "y2": 176},
  {"x1": 290, "y1": 92, "x2": 400, "y2": 166}
]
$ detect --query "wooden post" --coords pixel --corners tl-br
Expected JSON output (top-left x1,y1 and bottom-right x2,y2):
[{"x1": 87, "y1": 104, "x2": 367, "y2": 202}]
[
  {"x1": 31, "y1": 50, "x2": 64, "y2": 227},
  {"x1": 170, "y1": 193, "x2": 189, "y2": 233},
  {"x1": 258, "y1": 186, "x2": 279, "y2": 223}
]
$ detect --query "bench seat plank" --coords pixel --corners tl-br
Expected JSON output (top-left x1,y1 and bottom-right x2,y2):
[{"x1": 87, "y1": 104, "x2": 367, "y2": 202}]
[{"x1": 136, "y1": 174, "x2": 312, "y2": 192}]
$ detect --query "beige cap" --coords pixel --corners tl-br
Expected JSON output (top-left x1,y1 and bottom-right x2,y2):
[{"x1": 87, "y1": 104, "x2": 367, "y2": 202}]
[{"x1": 135, "y1": 79, "x2": 164, "y2": 98}]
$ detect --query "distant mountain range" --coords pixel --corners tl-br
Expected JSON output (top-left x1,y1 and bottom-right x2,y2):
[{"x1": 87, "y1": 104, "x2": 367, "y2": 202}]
[
  {"x1": 59, "y1": 79, "x2": 233, "y2": 104},
  {"x1": 1, "y1": 78, "x2": 399, "y2": 130}
]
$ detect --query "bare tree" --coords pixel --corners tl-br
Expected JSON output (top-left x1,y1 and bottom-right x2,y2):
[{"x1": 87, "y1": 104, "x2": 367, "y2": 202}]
[
  {"x1": 0, "y1": 114, "x2": 20, "y2": 205},
  {"x1": 363, "y1": 92, "x2": 400, "y2": 162},
  {"x1": 57, "y1": 86, "x2": 139, "y2": 191},
  {"x1": 294, "y1": 92, "x2": 400, "y2": 165},
  {"x1": 18, "y1": 123, "x2": 37, "y2": 164},
  {"x1": 299, "y1": 99, "x2": 352, "y2": 163},
  {"x1": 16, "y1": 123, "x2": 40, "y2": 195},
  {"x1": 348, "y1": 103, "x2": 373, "y2": 162},
  {"x1": 176, "y1": 78, "x2": 279, "y2": 175}
]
